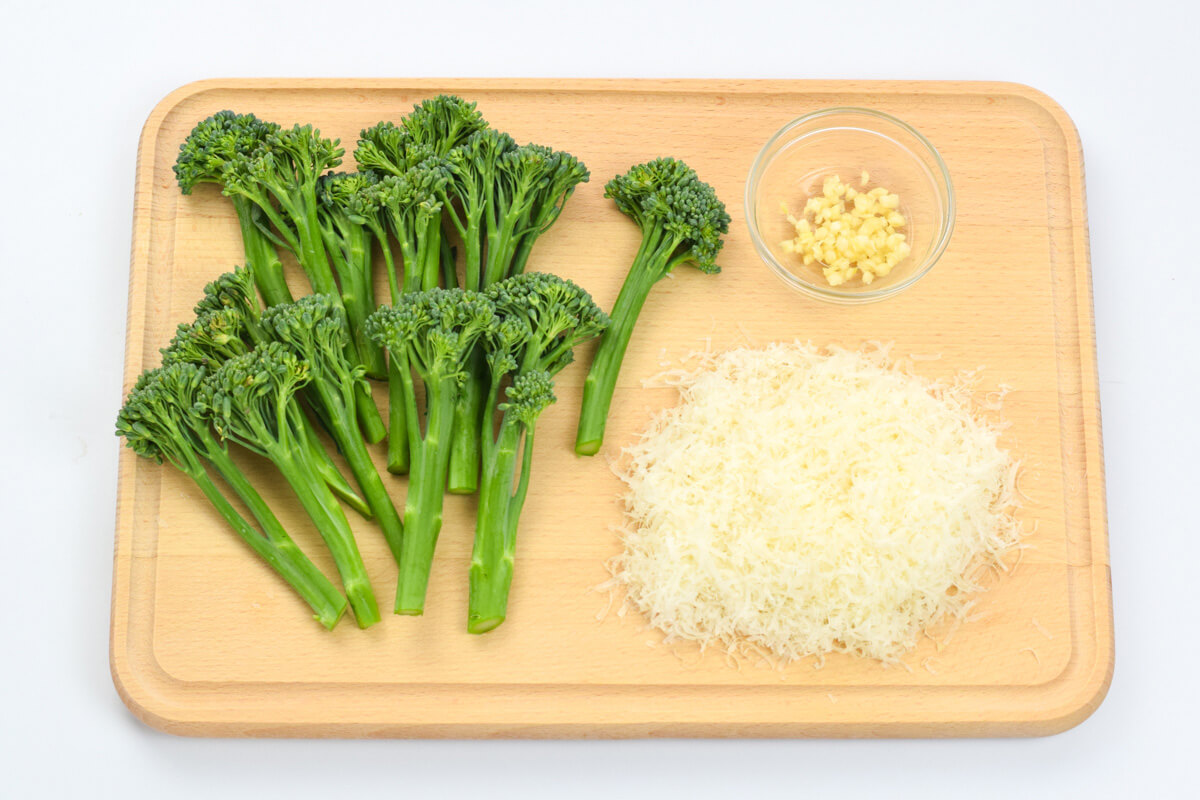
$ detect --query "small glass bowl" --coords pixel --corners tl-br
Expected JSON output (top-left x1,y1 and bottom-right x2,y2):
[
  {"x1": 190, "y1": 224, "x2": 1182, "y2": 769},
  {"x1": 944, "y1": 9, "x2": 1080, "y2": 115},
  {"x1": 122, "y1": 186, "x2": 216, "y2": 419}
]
[{"x1": 745, "y1": 108, "x2": 954, "y2": 304}]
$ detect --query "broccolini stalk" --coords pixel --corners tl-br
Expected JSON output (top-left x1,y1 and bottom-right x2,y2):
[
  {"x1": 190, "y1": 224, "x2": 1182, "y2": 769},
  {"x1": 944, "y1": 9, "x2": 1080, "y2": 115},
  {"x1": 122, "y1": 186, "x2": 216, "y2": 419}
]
[
  {"x1": 441, "y1": 134, "x2": 590, "y2": 494},
  {"x1": 316, "y1": 172, "x2": 387, "y2": 380},
  {"x1": 203, "y1": 344, "x2": 381, "y2": 628},
  {"x1": 262, "y1": 297, "x2": 405, "y2": 565},
  {"x1": 575, "y1": 158, "x2": 730, "y2": 455},
  {"x1": 468, "y1": 273, "x2": 609, "y2": 633},
  {"x1": 116, "y1": 364, "x2": 347, "y2": 630},
  {"x1": 174, "y1": 111, "x2": 294, "y2": 308},
  {"x1": 220, "y1": 123, "x2": 344, "y2": 295},
  {"x1": 366, "y1": 289, "x2": 496, "y2": 615}
]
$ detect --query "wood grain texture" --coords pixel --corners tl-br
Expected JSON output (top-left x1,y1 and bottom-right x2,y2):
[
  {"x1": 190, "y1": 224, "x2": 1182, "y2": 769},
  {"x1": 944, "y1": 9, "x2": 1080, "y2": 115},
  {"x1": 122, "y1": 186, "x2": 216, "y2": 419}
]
[{"x1": 110, "y1": 79, "x2": 1111, "y2": 738}]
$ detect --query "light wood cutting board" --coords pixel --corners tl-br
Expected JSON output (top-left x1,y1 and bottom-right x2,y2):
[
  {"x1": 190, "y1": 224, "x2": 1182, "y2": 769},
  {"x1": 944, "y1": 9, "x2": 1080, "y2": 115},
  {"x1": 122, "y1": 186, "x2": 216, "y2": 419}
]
[{"x1": 111, "y1": 79, "x2": 1111, "y2": 737}]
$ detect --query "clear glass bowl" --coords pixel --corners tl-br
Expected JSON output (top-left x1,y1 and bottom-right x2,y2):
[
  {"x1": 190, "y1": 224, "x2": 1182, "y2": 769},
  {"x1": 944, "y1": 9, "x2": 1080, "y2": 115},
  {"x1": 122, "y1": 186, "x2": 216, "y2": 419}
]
[{"x1": 745, "y1": 108, "x2": 954, "y2": 304}]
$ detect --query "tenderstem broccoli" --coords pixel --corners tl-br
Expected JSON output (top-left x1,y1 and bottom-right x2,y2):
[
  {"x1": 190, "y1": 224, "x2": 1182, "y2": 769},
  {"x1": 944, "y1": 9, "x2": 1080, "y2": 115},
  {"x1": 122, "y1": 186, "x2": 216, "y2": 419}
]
[
  {"x1": 262, "y1": 296, "x2": 405, "y2": 564},
  {"x1": 441, "y1": 131, "x2": 590, "y2": 494},
  {"x1": 194, "y1": 118, "x2": 386, "y2": 444},
  {"x1": 362, "y1": 99, "x2": 589, "y2": 494},
  {"x1": 315, "y1": 171, "x2": 387, "y2": 380},
  {"x1": 166, "y1": 267, "x2": 371, "y2": 518},
  {"x1": 203, "y1": 343, "x2": 381, "y2": 627},
  {"x1": 358, "y1": 96, "x2": 486, "y2": 476},
  {"x1": 366, "y1": 289, "x2": 496, "y2": 615},
  {"x1": 468, "y1": 273, "x2": 609, "y2": 633},
  {"x1": 174, "y1": 111, "x2": 294, "y2": 308},
  {"x1": 116, "y1": 364, "x2": 347, "y2": 629},
  {"x1": 575, "y1": 158, "x2": 730, "y2": 455},
  {"x1": 367, "y1": 157, "x2": 454, "y2": 474}
]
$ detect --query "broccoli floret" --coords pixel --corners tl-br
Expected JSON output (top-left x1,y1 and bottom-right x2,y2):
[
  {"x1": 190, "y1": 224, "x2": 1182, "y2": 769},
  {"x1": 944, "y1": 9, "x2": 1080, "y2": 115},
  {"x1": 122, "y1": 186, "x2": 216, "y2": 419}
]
[
  {"x1": 160, "y1": 308, "x2": 250, "y2": 368},
  {"x1": 404, "y1": 94, "x2": 489, "y2": 151},
  {"x1": 192, "y1": 266, "x2": 266, "y2": 342},
  {"x1": 356, "y1": 94, "x2": 488, "y2": 177},
  {"x1": 174, "y1": 111, "x2": 279, "y2": 194},
  {"x1": 574, "y1": 158, "x2": 730, "y2": 455},
  {"x1": 261, "y1": 296, "x2": 404, "y2": 564},
  {"x1": 174, "y1": 112, "x2": 293, "y2": 307},
  {"x1": 467, "y1": 273, "x2": 608, "y2": 634},
  {"x1": 202, "y1": 344, "x2": 381, "y2": 628},
  {"x1": 366, "y1": 288, "x2": 496, "y2": 615},
  {"x1": 116, "y1": 363, "x2": 347, "y2": 629}
]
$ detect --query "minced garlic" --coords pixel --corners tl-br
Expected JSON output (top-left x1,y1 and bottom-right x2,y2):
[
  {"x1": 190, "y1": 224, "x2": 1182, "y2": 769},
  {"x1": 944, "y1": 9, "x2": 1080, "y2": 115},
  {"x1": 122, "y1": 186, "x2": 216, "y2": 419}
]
[{"x1": 781, "y1": 174, "x2": 911, "y2": 287}]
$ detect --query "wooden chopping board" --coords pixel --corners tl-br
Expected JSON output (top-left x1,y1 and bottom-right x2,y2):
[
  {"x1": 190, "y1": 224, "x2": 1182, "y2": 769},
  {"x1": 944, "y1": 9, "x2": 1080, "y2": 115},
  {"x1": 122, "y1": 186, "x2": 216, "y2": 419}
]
[{"x1": 111, "y1": 79, "x2": 1111, "y2": 737}]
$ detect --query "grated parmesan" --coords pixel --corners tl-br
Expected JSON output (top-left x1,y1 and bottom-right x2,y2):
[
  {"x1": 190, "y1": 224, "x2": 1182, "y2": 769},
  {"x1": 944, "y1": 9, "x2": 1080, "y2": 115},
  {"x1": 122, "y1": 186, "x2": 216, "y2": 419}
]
[{"x1": 611, "y1": 342, "x2": 1022, "y2": 665}]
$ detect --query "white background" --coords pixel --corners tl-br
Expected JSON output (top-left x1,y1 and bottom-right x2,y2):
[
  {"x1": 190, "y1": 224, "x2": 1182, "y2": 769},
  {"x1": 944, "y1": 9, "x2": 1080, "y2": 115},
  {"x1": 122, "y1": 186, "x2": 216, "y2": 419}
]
[{"x1": 2, "y1": 0, "x2": 1195, "y2": 796}]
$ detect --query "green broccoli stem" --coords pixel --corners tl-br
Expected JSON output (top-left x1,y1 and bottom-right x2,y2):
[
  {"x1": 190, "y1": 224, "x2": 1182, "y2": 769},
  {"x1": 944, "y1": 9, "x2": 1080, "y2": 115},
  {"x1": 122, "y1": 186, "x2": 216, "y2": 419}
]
[
  {"x1": 483, "y1": 210, "x2": 522, "y2": 288},
  {"x1": 299, "y1": 414, "x2": 372, "y2": 518},
  {"x1": 395, "y1": 374, "x2": 458, "y2": 615},
  {"x1": 418, "y1": 211, "x2": 443, "y2": 290},
  {"x1": 440, "y1": 237, "x2": 458, "y2": 289},
  {"x1": 295, "y1": 205, "x2": 339, "y2": 297},
  {"x1": 507, "y1": 233, "x2": 539, "y2": 278},
  {"x1": 294, "y1": 207, "x2": 386, "y2": 443},
  {"x1": 330, "y1": 230, "x2": 387, "y2": 380},
  {"x1": 182, "y1": 450, "x2": 345, "y2": 633},
  {"x1": 354, "y1": 382, "x2": 387, "y2": 444},
  {"x1": 185, "y1": 452, "x2": 347, "y2": 630},
  {"x1": 232, "y1": 198, "x2": 294, "y2": 307},
  {"x1": 467, "y1": 415, "x2": 531, "y2": 633},
  {"x1": 446, "y1": 347, "x2": 486, "y2": 494},
  {"x1": 575, "y1": 262, "x2": 662, "y2": 456},
  {"x1": 385, "y1": 358, "x2": 410, "y2": 475},
  {"x1": 271, "y1": 446, "x2": 380, "y2": 627},
  {"x1": 321, "y1": 387, "x2": 405, "y2": 566}
]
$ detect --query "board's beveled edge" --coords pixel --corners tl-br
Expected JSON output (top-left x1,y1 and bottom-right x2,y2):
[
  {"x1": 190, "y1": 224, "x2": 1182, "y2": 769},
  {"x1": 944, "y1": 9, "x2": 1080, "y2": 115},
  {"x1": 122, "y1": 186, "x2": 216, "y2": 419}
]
[
  {"x1": 111, "y1": 78, "x2": 1112, "y2": 738},
  {"x1": 999, "y1": 79, "x2": 1113, "y2": 735}
]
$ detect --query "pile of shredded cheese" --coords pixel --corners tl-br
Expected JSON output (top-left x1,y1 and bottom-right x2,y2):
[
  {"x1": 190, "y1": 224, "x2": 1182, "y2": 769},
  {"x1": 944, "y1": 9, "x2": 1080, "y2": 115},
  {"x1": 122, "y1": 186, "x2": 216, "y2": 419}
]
[{"x1": 610, "y1": 342, "x2": 1022, "y2": 666}]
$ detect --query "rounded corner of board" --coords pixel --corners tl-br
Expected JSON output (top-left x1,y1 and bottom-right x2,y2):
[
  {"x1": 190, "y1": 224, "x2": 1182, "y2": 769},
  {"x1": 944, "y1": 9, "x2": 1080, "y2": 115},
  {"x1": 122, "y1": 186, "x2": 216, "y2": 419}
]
[
  {"x1": 109, "y1": 637, "x2": 195, "y2": 738},
  {"x1": 990, "y1": 82, "x2": 1084, "y2": 151},
  {"x1": 1028, "y1": 632, "x2": 1115, "y2": 737}
]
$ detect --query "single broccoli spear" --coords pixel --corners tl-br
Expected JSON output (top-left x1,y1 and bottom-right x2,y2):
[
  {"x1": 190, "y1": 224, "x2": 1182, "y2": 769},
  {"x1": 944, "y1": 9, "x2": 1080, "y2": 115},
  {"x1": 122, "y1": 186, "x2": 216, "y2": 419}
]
[
  {"x1": 468, "y1": 273, "x2": 609, "y2": 633},
  {"x1": 116, "y1": 364, "x2": 347, "y2": 629},
  {"x1": 575, "y1": 158, "x2": 731, "y2": 455},
  {"x1": 174, "y1": 111, "x2": 294, "y2": 308},
  {"x1": 165, "y1": 270, "x2": 372, "y2": 519},
  {"x1": 366, "y1": 289, "x2": 496, "y2": 615},
  {"x1": 202, "y1": 344, "x2": 381, "y2": 627},
  {"x1": 316, "y1": 172, "x2": 387, "y2": 380},
  {"x1": 262, "y1": 296, "x2": 405, "y2": 565}
]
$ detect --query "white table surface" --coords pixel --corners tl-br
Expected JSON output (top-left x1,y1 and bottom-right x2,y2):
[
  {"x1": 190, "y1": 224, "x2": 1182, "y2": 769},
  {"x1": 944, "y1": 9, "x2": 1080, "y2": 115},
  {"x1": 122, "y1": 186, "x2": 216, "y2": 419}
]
[{"x1": 3, "y1": 0, "x2": 1195, "y2": 795}]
